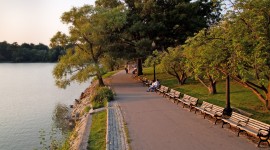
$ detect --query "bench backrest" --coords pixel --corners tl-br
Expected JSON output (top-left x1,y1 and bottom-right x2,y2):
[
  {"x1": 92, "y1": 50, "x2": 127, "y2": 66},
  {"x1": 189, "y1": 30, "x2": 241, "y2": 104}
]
[
  {"x1": 174, "y1": 91, "x2": 181, "y2": 98},
  {"x1": 169, "y1": 89, "x2": 176, "y2": 95},
  {"x1": 229, "y1": 112, "x2": 249, "y2": 124},
  {"x1": 163, "y1": 86, "x2": 169, "y2": 93},
  {"x1": 247, "y1": 118, "x2": 270, "y2": 132},
  {"x1": 182, "y1": 94, "x2": 191, "y2": 101},
  {"x1": 211, "y1": 104, "x2": 224, "y2": 112},
  {"x1": 159, "y1": 85, "x2": 164, "y2": 90},
  {"x1": 200, "y1": 101, "x2": 213, "y2": 110},
  {"x1": 189, "y1": 97, "x2": 199, "y2": 106}
]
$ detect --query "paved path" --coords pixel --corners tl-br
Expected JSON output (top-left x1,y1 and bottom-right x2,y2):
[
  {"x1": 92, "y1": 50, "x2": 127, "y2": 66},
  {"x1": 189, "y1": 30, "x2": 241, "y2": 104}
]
[
  {"x1": 107, "y1": 98, "x2": 129, "y2": 150},
  {"x1": 110, "y1": 70, "x2": 261, "y2": 150}
]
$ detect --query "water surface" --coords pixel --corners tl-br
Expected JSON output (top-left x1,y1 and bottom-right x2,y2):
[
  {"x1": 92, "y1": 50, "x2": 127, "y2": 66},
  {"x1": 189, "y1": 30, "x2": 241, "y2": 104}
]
[{"x1": 0, "y1": 63, "x2": 90, "y2": 150}]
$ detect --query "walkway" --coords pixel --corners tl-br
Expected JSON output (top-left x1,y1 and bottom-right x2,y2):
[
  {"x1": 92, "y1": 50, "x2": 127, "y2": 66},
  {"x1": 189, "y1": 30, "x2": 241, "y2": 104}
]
[
  {"x1": 110, "y1": 70, "x2": 260, "y2": 150},
  {"x1": 107, "y1": 101, "x2": 129, "y2": 150}
]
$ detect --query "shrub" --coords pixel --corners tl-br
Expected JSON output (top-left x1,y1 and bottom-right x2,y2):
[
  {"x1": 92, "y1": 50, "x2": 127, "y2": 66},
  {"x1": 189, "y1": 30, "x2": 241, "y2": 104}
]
[
  {"x1": 92, "y1": 87, "x2": 114, "y2": 103},
  {"x1": 91, "y1": 87, "x2": 114, "y2": 109}
]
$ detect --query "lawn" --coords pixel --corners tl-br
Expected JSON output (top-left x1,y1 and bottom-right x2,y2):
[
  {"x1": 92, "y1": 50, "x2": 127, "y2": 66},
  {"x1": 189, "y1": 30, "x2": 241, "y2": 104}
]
[
  {"x1": 142, "y1": 67, "x2": 270, "y2": 124},
  {"x1": 88, "y1": 110, "x2": 107, "y2": 150}
]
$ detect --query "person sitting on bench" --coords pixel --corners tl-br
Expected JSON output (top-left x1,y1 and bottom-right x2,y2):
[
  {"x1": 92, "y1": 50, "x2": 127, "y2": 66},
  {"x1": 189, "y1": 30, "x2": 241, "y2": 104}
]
[{"x1": 147, "y1": 79, "x2": 160, "y2": 92}]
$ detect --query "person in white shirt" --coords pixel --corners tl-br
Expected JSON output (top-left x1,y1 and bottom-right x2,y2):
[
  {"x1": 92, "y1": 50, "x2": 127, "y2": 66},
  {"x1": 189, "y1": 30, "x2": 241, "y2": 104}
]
[{"x1": 147, "y1": 79, "x2": 160, "y2": 92}]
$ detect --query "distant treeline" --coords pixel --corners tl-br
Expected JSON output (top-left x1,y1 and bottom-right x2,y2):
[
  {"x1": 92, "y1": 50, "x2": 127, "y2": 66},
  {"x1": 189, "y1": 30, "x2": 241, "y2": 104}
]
[{"x1": 0, "y1": 41, "x2": 65, "y2": 62}]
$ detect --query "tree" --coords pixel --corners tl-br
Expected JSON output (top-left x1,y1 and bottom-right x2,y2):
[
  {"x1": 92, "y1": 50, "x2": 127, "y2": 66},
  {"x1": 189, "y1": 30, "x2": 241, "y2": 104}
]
[
  {"x1": 183, "y1": 29, "x2": 222, "y2": 94},
  {"x1": 120, "y1": 0, "x2": 222, "y2": 76},
  {"x1": 223, "y1": 0, "x2": 270, "y2": 109},
  {"x1": 160, "y1": 47, "x2": 188, "y2": 85},
  {"x1": 182, "y1": 0, "x2": 270, "y2": 109},
  {"x1": 51, "y1": 5, "x2": 127, "y2": 88}
]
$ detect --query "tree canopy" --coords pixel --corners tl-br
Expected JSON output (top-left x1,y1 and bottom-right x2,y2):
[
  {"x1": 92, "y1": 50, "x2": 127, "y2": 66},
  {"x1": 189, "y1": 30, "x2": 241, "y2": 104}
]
[
  {"x1": 51, "y1": 4, "x2": 127, "y2": 88},
  {"x1": 181, "y1": 0, "x2": 270, "y2": 109},
  {"x1": 0, "y1": 41, "x2": 63, "y2": 62}
]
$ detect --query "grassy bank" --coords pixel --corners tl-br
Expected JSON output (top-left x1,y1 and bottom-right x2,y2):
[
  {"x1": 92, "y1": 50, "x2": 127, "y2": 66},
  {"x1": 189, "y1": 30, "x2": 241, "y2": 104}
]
[
  {"x1": 143, "y1": 67, "x2": 270, "y2": 124},
  {"x1": 87, "y1": 110, "x2": 107, "y2": 150}
]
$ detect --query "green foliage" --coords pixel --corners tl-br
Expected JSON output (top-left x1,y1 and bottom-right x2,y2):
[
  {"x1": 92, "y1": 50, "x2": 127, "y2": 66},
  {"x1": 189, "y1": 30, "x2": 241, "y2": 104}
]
[
  {"x1": 123, "y1": 0, "x2": 222, "y2": 53},
  {"x1": 159, "y1": 47, "x2": 188, "y2": 84},
  {"x1": 91, "y1": 87, "x2": 114, "y2": 109},
  {"x1": 87, "y1": 110, "x2": 107, "y2": 150},
  {"x1": 92, "y1": 87, "x2": 114, "y2": 103},
  {"x1": 100, "y1": 54, "x2": 124, "y2": 72},
  {"x1": 0, "y1": 41, "x2": 64, "y2": 62},
  {"x1": 181, "y1": 0, "x2": 270, "y2": 108},
  {"x1": 144, "y1": 50, "x2": 163, "y2": 67},
  {"x1": 51, "y1": 4, "x2": 127, "y2": 88},
  {"x1": 84, "y1": 106, "x2": 91, "y2": 113}
]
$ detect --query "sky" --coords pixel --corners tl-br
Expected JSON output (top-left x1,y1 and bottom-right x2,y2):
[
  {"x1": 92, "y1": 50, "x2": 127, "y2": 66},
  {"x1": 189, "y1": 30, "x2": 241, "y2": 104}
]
[{"x1": 0, "y1": 0, "x2": 95, "y2": 46}]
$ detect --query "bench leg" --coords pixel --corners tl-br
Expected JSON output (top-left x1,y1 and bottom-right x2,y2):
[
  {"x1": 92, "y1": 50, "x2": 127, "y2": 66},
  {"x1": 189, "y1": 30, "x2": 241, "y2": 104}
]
[
  {"x1": 203, "y1": 113, "x2": 207, "y2": 119},
  {"x1": 257, "y1": 136, "x2": 270, "y2": 147},
  {"x1": 221, "y1": 121, "x2": 227, "y2": 128},
  {"x1": 214, "y1": 118, "x2": 218, "y2": 125},
  {"x1": 237, "y1": 128, "x2": 244, "y2": 137}
]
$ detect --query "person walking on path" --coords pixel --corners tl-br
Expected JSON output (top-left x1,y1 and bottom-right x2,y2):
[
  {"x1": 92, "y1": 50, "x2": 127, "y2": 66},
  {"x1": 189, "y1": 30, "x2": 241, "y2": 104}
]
[{"x1": 110, "y1": 70, "x2": 258, "y2": 150}]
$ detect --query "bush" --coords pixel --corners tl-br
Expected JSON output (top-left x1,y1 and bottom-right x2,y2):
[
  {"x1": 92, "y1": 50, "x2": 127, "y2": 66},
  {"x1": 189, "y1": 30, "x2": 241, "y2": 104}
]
[
  {"x1": 92, "y1": 87, "x2": 114, "y2": 102},
  {"x1": 91, "y1": 87, "x2": 114, "y2": 109}
]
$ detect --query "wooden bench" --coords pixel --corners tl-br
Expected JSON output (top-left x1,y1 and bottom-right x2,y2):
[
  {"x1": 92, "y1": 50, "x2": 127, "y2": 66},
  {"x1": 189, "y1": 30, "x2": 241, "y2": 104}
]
[
  {"x1": 144, "y1": 79, "x2": 153, "y2": 87},
  {"x1": 165, "y1": 89, "x2": 176, "y2": 98},
  {"x1": 177, "y1": 94, "x2": 190, "y2": 105},
  {"x1": 172, "y1": 91, "x2": 181, "y2": 103},
  {"x1": 156, "y1": 85, "x2": 164, "y2": 93},
  {"x1": 140, "y1": 77, "x2": 147, "y2": 85},
  {"x1": 194, "y1": 101, "x2": 213, "y2": 114},
  {"x1": 177, "y1": 94, "x2": 198, "y2": 111},
  {"x1": 221, "y1": 112, "x2": 249, "y2": 128},
  {"x1": 203, "y1": 104, "x2": 224, "y2": 124},
  {"x1": 236, "y1": 118, "x2": 270, "y2": 147},
  {"x1": 183, "y1": 96, "x2": 199, "y2": 111},
  {"x1": 159, "y1": 86, "x2": 169, "y2": 97}
]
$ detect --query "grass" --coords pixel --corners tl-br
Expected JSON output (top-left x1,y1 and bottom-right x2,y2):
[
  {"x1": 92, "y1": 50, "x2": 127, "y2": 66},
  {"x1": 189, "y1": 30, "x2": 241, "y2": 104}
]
[
  {"x1": 142, "y1": 67, "x2": 270, "y2": 124},
  {"x1": 102, "y1": 70, "x2": 118, "y2": 78},
  {"x1": 87, "y1": 110, "x2": 107, "y2": 150}
]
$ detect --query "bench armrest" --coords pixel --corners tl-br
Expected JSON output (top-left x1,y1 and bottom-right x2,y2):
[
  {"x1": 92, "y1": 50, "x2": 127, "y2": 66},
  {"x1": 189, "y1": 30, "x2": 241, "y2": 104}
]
[
  {"x1": 257, "y1": 128, "x2": 270, "y2": 137},
  {"x1": 214, "y1": 110, "x2": 223, "y2": 117}
]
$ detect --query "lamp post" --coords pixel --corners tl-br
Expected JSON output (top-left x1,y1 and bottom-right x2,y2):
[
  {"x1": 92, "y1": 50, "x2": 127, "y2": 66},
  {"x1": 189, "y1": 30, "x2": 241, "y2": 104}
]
[
  {"x1": 152, "y1": 41, "x2": 156, "y2": 81},
  {"x1": 223, "y1": 74, "x2": 232, "y2": 117}
]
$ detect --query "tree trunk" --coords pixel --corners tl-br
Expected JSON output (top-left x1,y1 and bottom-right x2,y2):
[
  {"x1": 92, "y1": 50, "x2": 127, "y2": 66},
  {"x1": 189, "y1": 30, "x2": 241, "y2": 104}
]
[
  {"x1": 175, "y1": 72, "x2": 187, "y2": 85},
  {"x1": 175, "y1": 73, "x2": 182, "y2": 85},
  {"x1": 97, "y1": 73, "x2": 105, "y2": 87},
  {"x1": 231, "y1": 75, "x2": 270, "y2": 110},
  {"x1": 208, "y1": 82, "x2": 217, "y2": 94},
  {"x1": 208, "y1": 77, "x2": 217, "y2": 94},
  {"x1": 266, "y1": 85, "x2": 270, "y2": 110},
  {"x1": 137, "y1": 58, "x2": 143, "y2": 76}
]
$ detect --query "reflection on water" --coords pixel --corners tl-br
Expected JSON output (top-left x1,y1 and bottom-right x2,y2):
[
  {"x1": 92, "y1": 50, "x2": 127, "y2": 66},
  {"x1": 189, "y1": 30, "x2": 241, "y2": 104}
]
[
  {"x1": 38, "y1": 103, "x2": 72, "y2": 150},
  {"x1": 52, "y1": 103, "x2": 72, "y2": 134},
  {"x1": 0, "y1": 63, "x2": 90, "y2": 150}
]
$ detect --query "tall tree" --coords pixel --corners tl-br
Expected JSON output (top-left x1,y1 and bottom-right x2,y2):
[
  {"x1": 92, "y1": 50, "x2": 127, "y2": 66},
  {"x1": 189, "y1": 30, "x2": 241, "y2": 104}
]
[
  {"x1": 51, "y1": 5, "x2": 127, "y2": 88},
  {"x1": 183, "y1": 0, "x2": 270, "y2": 109},
  {"x1": 121, "y1": 0, "x2": 222, "y2": 75},
  {"x1": 183, "y1": 29, "x2": 222, "y2": 94}
]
